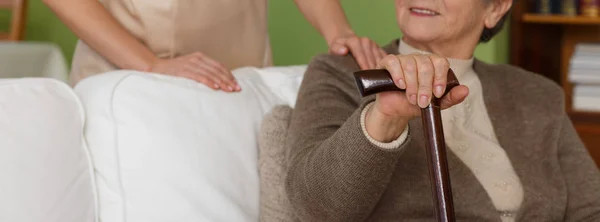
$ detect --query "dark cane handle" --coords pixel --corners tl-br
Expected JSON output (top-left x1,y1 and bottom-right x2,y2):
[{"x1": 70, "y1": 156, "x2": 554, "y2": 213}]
[
  {"x1": 353, "y1": 68, "x2": 459, "y2": 222},
  {"x1": 353, "y1": 69, "x2": 460, "y2": 98}
]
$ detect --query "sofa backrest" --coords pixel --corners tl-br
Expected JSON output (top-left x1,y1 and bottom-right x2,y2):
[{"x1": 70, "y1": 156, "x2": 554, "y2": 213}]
[{"x1": 0, "y1": 43, "x2": 69, "y2": 82}]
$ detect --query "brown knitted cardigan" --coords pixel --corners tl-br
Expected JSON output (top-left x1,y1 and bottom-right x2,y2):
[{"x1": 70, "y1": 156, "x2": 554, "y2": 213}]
[{"x1": 283, "y1": 39, "x2": 600, "y2": 221}]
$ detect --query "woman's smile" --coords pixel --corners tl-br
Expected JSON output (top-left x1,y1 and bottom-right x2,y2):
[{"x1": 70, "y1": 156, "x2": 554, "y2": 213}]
[{"x1": 409, "y1": 7, "x2": 440, "y2": 16}]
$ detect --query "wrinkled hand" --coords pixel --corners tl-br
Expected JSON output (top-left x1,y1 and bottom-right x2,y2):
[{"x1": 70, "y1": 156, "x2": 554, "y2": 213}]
[
  {"x1": 365, "y1": 54, "x2": 469, "y2": 142},
  {"x1": 328, "y1": 34, "x2": 387, "y2": 70},
  {"x1": 150, "y1": 52, "x2": 240, "y2": 92}
]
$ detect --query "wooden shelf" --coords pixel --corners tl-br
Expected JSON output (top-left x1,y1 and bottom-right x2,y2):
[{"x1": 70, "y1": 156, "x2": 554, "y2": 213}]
[
  {"x1": 512, "y1": 0, "x2": 600, "y2": 166},
  {"x1": 0, "y1": 32, "x2": 8, "y2": 40},
  {"x1": 570, "y1": 111, "x2": 600, "y2": 125},
  {"x1": 522, "y1": 14, "x2": 600, "y2": 25}
]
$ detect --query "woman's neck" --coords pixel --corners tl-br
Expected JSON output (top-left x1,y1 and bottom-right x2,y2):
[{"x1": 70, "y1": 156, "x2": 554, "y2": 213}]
[
  {"x1": 401, "y1": 36, "x2": 477, "y2": 60},
  {"x1": 399, "y1": 39, "x2": 475, "y2": 80}
]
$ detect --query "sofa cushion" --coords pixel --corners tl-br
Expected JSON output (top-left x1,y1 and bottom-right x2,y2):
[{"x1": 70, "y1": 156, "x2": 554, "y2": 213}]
[
  {"x1": 0, "y1": 78, "x2": 96, "y2": 222},
  {"x1": 74, "y1": 66, "x2": 305, "y2": 222}
]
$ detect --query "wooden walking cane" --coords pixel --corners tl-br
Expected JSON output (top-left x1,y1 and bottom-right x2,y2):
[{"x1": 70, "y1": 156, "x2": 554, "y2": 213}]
[{"x1": 353, "y1": 69, "x2": 459, "y2": 222}]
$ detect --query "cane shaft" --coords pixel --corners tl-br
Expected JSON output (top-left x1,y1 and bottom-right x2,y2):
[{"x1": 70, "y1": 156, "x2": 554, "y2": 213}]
[
  {"x1": 422, "y1": 102, "x2": 455, "y2": 222},
  {"x1": 353, "y1": 69, "x2": 457, "y2": 222}
]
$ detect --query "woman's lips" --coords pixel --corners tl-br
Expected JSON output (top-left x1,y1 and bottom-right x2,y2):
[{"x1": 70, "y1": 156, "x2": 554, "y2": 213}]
[{"x1": 409, "y1": 7, "x2": 440, "y2": 16}]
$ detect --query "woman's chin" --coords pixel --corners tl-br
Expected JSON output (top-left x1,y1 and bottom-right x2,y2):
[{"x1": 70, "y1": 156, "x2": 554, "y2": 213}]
[
  {"x1": 401, "y1": 31, "x2": 438, "y2": 44},
  {"x1": 400, "y1": 24, "x2": 441, "y2": 41}
]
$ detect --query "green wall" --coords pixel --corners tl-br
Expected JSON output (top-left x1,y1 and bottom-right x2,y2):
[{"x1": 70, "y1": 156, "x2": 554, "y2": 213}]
[
  {"x1": 23, "y1": 0, "x2": 78, "y2": 61},
  {"x1": 268, "y1": 0, "x2": 509, "y2": 65},
  {"x1": 12, "y1": 0, "x2": 508, "y2": 67}
]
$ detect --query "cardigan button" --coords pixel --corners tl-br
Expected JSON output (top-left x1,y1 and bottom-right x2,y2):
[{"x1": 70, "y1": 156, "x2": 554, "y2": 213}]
[
  {"x1": 494, "y1": 181, "x2": 510, "y2": 191},
  {"x1": 456, "y1": 144, "x2": 469, "y2": 153},
  {"x1": 499, "y1": 211, "x2": 515, "y2": 217},
  {"x1": 450, "y1": 115, "x2": 458, "y2": 124},
  {"x1": 481, "y1": 153, "x2": 495, "y2": 160}
]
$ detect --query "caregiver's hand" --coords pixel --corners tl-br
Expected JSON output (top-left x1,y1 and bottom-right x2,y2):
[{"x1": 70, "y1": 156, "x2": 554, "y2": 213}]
[
  {"x1": 150, "y1": 52, "x2": 240, "y2": 92},
  {"x1": 328, "y1": 34, "x2": 387, "y2": 70},
  {"x1": 364, "y1": 54, "x2": 469, "y2": 142}
]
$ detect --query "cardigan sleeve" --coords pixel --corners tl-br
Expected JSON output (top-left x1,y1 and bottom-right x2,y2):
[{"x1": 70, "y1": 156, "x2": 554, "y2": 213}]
[
  {"x1": 284, "y1": 55, "x2": 410, "y2": 222},
  {"x1": 360, "y1": 102, "x2": 410, "y2": 149},
  {"x1": 557, "y1": 114, "x2": 600, "y2": 221}
]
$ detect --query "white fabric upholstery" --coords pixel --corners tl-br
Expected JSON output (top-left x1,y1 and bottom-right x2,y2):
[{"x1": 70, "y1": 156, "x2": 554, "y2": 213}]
[
  {"x1": 74, "y1": 66, "x2": 305, "y2": 222},
  {"x1": 256, "y1": 65, "x2": 305, "y2": 108},
  {"x1": 0, "y1": 78, "x2": 96, "y2": 222}
]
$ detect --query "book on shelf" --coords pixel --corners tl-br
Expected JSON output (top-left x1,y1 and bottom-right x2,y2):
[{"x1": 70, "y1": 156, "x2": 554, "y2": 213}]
[
  {"x1": 569, "y1": 71, "x2": 600, "y2": 84},
  {"x1": 575, "y1": 43, "x2": 600, "y2": 54},
  {"x1": 569, "y1": 59, "x2": 600, "y2": 68},
  {"x1": 569, "y1": 43, "x2": 600, "y2": 112},
  {"x1": 532, "y1": 0, "x2": 598, "y2": 16},
  {"x1": 573, "y1": 85, "x2": 600, "y2": 112},
  {"x1": 535, "y1": 0, "x2": 562, "y2": 14},
  {"x1": 581, "y1": 0, "x2": 600, "y2": 17},
  {"x1": 563, "y1": 0, "x2": 579, "y2": 16},
  {"x1": 568, "y1": 42, "x2": 600, "y2": 84}
]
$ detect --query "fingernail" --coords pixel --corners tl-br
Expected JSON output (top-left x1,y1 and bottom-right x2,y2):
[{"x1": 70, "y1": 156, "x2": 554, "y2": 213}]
[
  {"x1": 214, "y1": 84, "x2": 219, "y2": 89},
  {"x1": 419, "y1": 95, "x2": 430, "y2": 108},
  {"x1": 435, "y1": 86, "x2": 443, "y2": 98},
  {"x1": 398, "y1": 79, "x2": 406, "y2": 89},
  {"x1": 339, "y1": 48, "x2": 345, "y2": 53},
  {"x1": 410, "y1": 94, "x2": 417, "y2": 105},
  {"x1": 228, "y1": 86, "x2": 234, "y2": 91}
]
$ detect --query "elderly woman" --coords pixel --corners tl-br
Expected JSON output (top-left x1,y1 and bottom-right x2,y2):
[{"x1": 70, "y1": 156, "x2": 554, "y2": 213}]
[{"x1": 284, "y1": 0, "x2": 600, "y2": 221}]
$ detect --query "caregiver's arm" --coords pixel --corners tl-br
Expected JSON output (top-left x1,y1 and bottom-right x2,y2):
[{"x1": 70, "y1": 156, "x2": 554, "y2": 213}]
[
  {"x1": 43, "y1": 0, "x2": 238, "y2": 91},
  {"x1": 294, "y1": 0, "x2": 386, "y2": 70},
  {"x1": 43, "y1": 0, "x2": 154, "y2": 72}
]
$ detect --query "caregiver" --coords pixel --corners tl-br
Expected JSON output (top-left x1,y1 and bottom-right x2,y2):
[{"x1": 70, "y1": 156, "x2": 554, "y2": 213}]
[{"x1": 44, "y1": 0, "x2": 386, "y2": 90}]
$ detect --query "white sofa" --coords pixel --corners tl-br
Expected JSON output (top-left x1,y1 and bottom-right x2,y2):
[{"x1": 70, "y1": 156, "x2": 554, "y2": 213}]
[
  {"x1": 0, "y1": 66, "x2": 306, "y2": 222},
  {"x1": 0, "y1": 42, "x2": 69, "y2": 81}
]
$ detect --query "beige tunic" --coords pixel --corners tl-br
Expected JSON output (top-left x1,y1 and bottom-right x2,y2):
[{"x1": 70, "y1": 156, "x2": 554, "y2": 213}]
[{"x1": 70, "y1": 0, "x2": 271, "y2": 85}]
